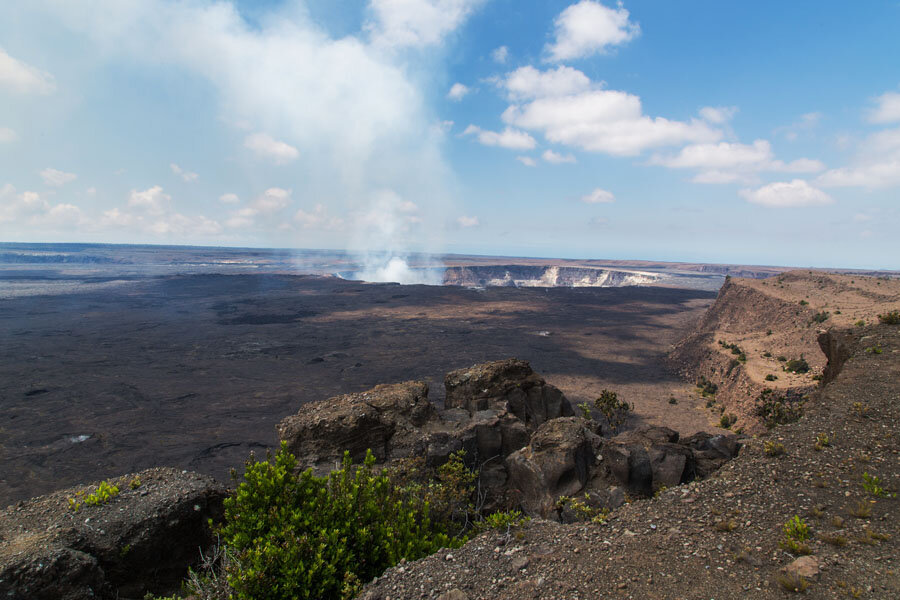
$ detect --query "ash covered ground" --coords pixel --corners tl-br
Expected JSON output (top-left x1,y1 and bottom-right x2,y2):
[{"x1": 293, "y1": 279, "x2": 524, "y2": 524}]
[{"x1": 0, "y1": 244, "x2": 723, "y2": 506}]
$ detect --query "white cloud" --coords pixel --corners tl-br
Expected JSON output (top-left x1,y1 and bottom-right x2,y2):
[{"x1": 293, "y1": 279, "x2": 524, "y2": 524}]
[
  {"x1": 491, "y1": 45, "x2": 509, "y2": 64},
  {"x1": 0, "y1": 185, "x2": 85, "y2": 227},
  {"x1": 128, "y1": 185, "x2": 170, "y2": 215},
  {"x1": 367, "y1": 0, "x2": 486, "y2": 49},
  {"x1": 39, "y1": 168, "x2": 78, "y2": 186},
  {"x1": 650, "y1": 140, "x2": 824, "y2": 183},
  {"x1": 776, "y1": 112, "x2": 822, "y2": 141},
  {"x1": 581, "y1": 188, "x2": 615, "y2": 203},
  {"x1": 542, "y1": 149, "x2": 576, "y2": 164},
  {"x1": 516, "y1": 156, "x2": 537, "y2": 167},
  {"x1": 0, "y1": 47, "x2": 56, "y2": 94},
  {"x1": 170, "y1": 163, "x2": 198, "y2": 182},
  {"x1": 739, "y1": 179, "x2": 833, "y2": 208},
  {"x1": 503, "y1": 65, "x2": 593, "y2": 101},
  {"x1": 0, "y1": 127, "x2": 17, "y2": 143},
  {"x1": 251, "y1": 187, "x2": 292, "y2": 214},
  {"x1": 447, "y1": 82, "x2": 470, "y2": 101},
  {"x1": 545, "y1": 0, "x2": 639, "y2": 62},
  {"x1": 867, "y1": 90, "x2": 900, "y2": 124},
  {"x1": 295, "y1": 204, "x2": 344, "y2": 230},
  {"x1": 502, "y1": 89, "x2": 720, "y2": 156},
  {"x1": 463, "y1": 125, "x2": 537, "y2": 150},
  {"x1": 457, "y1": 215, "x2": 479, "y2": 227},
  {"x1": 816, "y1": 127, "x2": 900, "y2": 189},
  {"x1": 699, "y1": 106, "x2": 738, "y2": 125},
  {"x1": 244, "y1": 133, "x2": 300, "y2": 164},
  {"x1": 147, "y1": 213, "x2": 222, "y2": 236},
  {"x1": 219, "y1": 193, "x2": 240, "y2": 204}
]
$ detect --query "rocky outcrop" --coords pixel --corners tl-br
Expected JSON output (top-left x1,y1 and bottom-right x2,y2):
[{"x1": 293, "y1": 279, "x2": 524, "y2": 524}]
[
  {"x1": 441, "y1": 265, "x2": 660, "y2": 288},
  {"x1": 444, "y1": 359, "x2": 573, "y2": 429},
  {"x1": 0, "y1": 468, "x2": 226, "y2": 600},
  {"x1": 505, "y1": 418, "x2": 600, "y2": 517},
  {"x1": 277, "y1": 360, "x2": 740, "y2": 521}
]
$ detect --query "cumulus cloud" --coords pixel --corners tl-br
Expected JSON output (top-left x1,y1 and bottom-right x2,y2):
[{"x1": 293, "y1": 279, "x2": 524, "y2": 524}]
[
  {"x1": 867, "y1": 90, "x2": 900, "y2": 124},
  {"x1": 170, "y1": 163, "x2": 198, "y2": 182},
  {"x1": 39, "y1": 168, "x2": 78, "y2": 186},
  {"x1": 250, "y1": 187, "x2": 292, "y2": 214},
  {"x1": 503, "y1": 65, "x2": 593, "y2": 101},
  {"x1": 545, "y1": 1, "x2": 639, "y2": 62},
  {"x1": 650, "y1": 140, "x2": 824, "y2": 183},
  {"x1": 542, "y1": 149, "x2": 576, "y2": 164},
  {"x1": 218, "y1": 193, "x2": 240, "y2": 204},
  {"x1": 516, "y1": 156, "x2": 537, "y2": 167},
  {"x1": 0, "y1": 47, "x2": 56, "y2": 94},
  {"x1": 463, "y1": 125, "x2": 537, "y2": 150},
  {"x1": 581, "y1": 188, "x2": 615, "y2": 203},
  {"x1": 0, "y1": 127, "x2": 17, "y2": 143},
  {"x1": 0, "y1": 184, "x2": 85, "y2": 228},
  {"x1": 244, "y1": 133, "x2": 300, "y2": 164},
  {"x1": 456, "y1": 215, "x2": 479, "y2": 227},
  {"x1": 699, "y1": 106, "x2": 738, "y2": 125},
  {"x1": 128, "y1": 185, "x2": 170, "y2": 215},
  {"x1": 502, "y1": 88, "x2": 720, "y2": 156},
  {"x1": 816, "y1": 127, "x2": 900, "y2": 189},
  {"x1": 367, "y1": 0, "x2": 486, "y2": 49},
  {"x1": 491, "y1": 45, "x2": 509, "y2": 64},
  {"x1": 739, "y1": 179, "x2": 833, "y2": 207},
  {"x1": 447, "y1": 82, "x2": 470, "y2": 101}
]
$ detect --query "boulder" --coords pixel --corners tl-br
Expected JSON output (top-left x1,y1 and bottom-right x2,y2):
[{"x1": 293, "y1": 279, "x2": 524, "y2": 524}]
[
  {"x1": 0, "y1": 468, "x2": 226, "y2": 600},
  {"x1": 505, "y1": 417, "x2": 600, "y2": 518},
  {"x1": 276, "y1": 381, "x2": 437, "y2": 471},
  {"x1": 601, "y1": 426, "x2": 741, "y2": 496},
  {"x1": 444, "y1": 359, "x2": 573, "y2": 429},
  {"x1": 601, "y1": 426, "x2": 694, "y2": 496}
]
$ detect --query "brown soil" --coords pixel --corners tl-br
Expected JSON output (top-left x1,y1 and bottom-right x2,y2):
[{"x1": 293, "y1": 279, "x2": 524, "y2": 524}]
[
  {"x1": 0, "y1": 273, "x2": 717, "y2": 506},
  {"x1": 361, "y1": 323, "x2": 900, "y2": 600}
]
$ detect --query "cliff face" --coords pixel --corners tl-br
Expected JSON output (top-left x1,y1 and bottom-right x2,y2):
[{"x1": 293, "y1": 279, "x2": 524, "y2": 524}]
[
  {"x1": 441, "y1": 265, "x2": 660, "y2": 288},
  {"x1": 668, "y1": 271, "x2": 900, "y2": 432}
]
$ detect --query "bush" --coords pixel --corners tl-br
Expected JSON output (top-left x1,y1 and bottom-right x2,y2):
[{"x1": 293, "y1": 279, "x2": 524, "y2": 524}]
[
  {"x1": 594, "y1": 389, "x2": 631, "y2": 431},
  {"x1": 754, "y1": 389, "x2": 803, "y2": 428},
  {"x1": 878, "y1": 310, "x2": 900, "y2": 324},
  {"x1": 810, "y1": 311, "x2": 830, "y2": 324},
  {"x1": 696, "y1": 375, "x2": 718, "y2": 398},
  {"x1": 219, "y1": 443, "x2": 465, "y2": 600},
  {"x1": 783, "y1": 357, "x2": 810, "y2": 374},
  {"x1": 719, "y1": 413, "x2": 737, "y2": 429},
  {"x1": 68, "y1": 480, "x2": 119, "y2": 512},
  {"x1": 764, "y1": 374, "x2": 777, "y2": 381}
]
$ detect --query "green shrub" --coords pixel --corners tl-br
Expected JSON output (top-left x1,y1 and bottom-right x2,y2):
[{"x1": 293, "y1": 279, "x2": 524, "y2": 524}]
[
  {"x1": 719, "y1": 413, "x2": 737, "y2": 429},
  {"x1": 594, "y1": 389, "x2": 631, "y2": 431},
  {"x1": 877, "y1": 310, "x2": 900, "y2": 324},
  {"x1": 810, "y1": 311, "x2": 830, "y2": 324},
  {"x1": 754, "y1": 389, "x2": 803, "y2": 428},
  {"x1": 219, "y1": 443, "x2": 464, "y2": 600},
  {"x1": 764, "y1": 374, "x2": 777, "y2": 381},
  {"x1": 68, "y1": 480, "x2": 120, "y2": 512},
  {"x1": 764, "y1": 441, "x2": 786, "y2": 456},
  {"x1": 862, "y1": 472, "x2": 896, "y2": 498},
  {"x1": 696, "y1": 375, "x2": 718, "y2": 398},
  {"x1": 779, "y1": 515, "x2": 812, "y2": 555},
  {"x1": 783, "y1": 357, "x2": 810, "y2": 374}
]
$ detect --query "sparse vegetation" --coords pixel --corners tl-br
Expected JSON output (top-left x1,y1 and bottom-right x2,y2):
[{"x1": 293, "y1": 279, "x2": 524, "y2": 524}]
[
  {"x1": 555, "y1": 494, "x2": 609, "y2": 524},
  {"x1": 799, "y1": 300, "x2": 809, "y2": 306},
  {"x1": 765, "y1": 373, "x2": 777, "y2": 381},
  {"x1": 864, "y1": 345, "x2": 883, "y2": 354},
  {"x1": 68, "y1": 480, "x2": 120, "y2": 512},
  {"x1": 783, "y1": 357, "x2": 810, "y2": 374},
  {"x1": 594, "y1": 389, "x2": 631, "y2": 431},
  {"x1": 855, "y1": 319, "x2": 866, "y2": 327},
  {"x1": 862, "y1": 472, "x2": 896, "y2": 498},
  {"x1": 814, "y1": 432, "x2": 830, "y2": 451},
  {"x1": 755, "y1": 389, "x2": 803, "y2": 428},
  {"x1": 668, "y1": 396, "x2": 677, "y2": 405},
  {"x1": 810, "y1": 311, "x2": 830, "y2": 324},
  {"x1": 715, "y1": 519, "x2": 738, "y2": 532},
  {"x1": 848, "y1": 500, "x2": 872, "y2": 519},
  {"x1": 852, "y1": 402, "x2": 870, "y2": 418},
  {"x1": 764, "y1": 441, "x2": 786, "y2": 456},
  {"x1": 776, "y1": 571, "x2": 809, "y2": 593},
  {"x1": 719, "y1": 413, "x2": 737, "y2": 429},
  {"x1": 696, "y1": 375, "x2": 718, "y2": 397},
  {"x1": 129, "y1": 476, "x2": 142, "y2": 490},
  {"x1": 779, "y1": 515, "x2": 812, "y2": 555},
  {"x1": 877, "y1": 310, "x2": 900, "y2": 324},
  {"x1": 577, "y1": 402, "x2": 592, "y2": 420}
]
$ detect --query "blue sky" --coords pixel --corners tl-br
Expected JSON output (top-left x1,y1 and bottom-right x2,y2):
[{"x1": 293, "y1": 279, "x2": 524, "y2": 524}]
[{"x1": 1, "y1": 1, "x2": 898, "y2": 269}]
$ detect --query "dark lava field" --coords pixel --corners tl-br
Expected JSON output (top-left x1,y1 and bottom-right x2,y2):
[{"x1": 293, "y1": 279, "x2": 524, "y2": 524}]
[{"x1": 0, "y1": 247, "x2": 720, "y2": 506}]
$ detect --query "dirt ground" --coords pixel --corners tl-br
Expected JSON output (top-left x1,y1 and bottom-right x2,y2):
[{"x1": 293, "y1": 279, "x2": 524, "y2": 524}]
[{"x1": 0, "y1": 273, "x2": 718, "y2": 506}]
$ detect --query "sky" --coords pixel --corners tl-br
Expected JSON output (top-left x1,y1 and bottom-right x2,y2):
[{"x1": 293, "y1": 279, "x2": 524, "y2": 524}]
[{"x1": 1, "y1": 0, "x2": 899, "y2": 269}]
